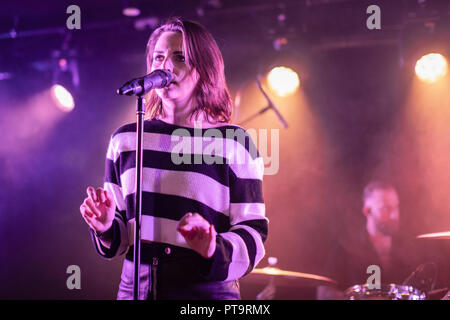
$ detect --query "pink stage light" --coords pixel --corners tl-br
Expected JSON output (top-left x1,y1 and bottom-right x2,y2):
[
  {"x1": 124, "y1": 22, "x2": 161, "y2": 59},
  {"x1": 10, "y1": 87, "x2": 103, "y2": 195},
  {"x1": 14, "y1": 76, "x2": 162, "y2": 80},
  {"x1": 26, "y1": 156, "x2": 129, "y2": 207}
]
[{"x1": 50, "y1": 84, "x2": 75, "y2": 112}]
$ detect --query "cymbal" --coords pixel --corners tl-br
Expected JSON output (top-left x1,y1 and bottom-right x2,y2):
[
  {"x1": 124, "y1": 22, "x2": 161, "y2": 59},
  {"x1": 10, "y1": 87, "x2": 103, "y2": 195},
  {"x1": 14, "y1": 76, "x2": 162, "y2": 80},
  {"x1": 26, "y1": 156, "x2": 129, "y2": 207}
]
[
  {"x1": 242, "y1": 267, "x2": 338, "y2": 287},
  {"x1": 417, "y1": 231, "x2": 450, "y2": 240}
]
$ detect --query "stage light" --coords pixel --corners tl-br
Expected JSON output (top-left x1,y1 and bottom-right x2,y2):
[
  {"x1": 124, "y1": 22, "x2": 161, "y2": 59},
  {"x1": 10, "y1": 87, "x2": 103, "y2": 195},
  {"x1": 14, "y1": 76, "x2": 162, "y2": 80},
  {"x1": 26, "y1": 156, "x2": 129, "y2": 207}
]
[
  {"x1": 51, "y1": 84, "x2": 74, "y2": 112},
  {"x1": 415, "y1": 53, "x2": 448, "y2": 83},
  {"x1": 0, "y1": 72, "x2": 12, "y2": 80},
  {"x1": 122, "y1": 0, "x2": 141, "y2": 17},
  {"x1": 267, "y1": 66, "x2": 300, "y2": 97},
  {"x1": 51, "y1": 49, "x2": 79, "y2": 111},
  {"x1": 58, "y1": 58, "x2": 68, "y2": 69}
]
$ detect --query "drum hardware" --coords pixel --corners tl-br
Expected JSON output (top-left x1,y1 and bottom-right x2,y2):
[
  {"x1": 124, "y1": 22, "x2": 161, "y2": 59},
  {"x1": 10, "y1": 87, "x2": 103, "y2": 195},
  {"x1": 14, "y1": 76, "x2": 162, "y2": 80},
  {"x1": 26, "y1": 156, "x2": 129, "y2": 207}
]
[
  {"x1": 243, "y1": 257, "x2": 338, "y2": 288},
  {"x1": 426, "y1": 288, "x2": 449, "y2": 300},
  {"x1": 344, "y1": 283, "x2": 427, "y2": 300},
  {"x1": 416, "y1": 231, "x2": 450, "y2": 240}
]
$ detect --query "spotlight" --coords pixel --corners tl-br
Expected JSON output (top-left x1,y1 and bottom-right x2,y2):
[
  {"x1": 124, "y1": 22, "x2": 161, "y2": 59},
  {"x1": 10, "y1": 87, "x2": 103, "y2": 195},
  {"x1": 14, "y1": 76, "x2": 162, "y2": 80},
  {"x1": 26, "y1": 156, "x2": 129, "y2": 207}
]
[
  {"x1": 415, "y1": 53, "x2": 448, "y2": 83},
  {"x1": 51, "y1": 50, "x2": 79, "y2": 111},
  {"x1": 267, "y1": 66, "x2": 300, "y2": 97},
  {"x1": 122, "y1": 0, "x2": 141, "y2": 17},
  {"x1": 58, "y1": 58, "x2": 68, "y2": 70},
  {"x1": 51, "y1": 84, "x2": 74, "y2": 112},
  {"x1": 0, "y1": 72, "x2": 12, "y2": 80},
  {"x1": 273, "y1": 37, "x2": 288, "y2": 51}
]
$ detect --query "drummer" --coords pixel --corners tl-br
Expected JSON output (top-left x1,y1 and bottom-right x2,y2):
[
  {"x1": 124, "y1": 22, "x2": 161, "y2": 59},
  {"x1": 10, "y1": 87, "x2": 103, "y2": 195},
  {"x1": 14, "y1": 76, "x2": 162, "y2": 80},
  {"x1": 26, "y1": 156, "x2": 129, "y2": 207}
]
[{"x1": 316, "y1": 181, "x2": 418, "y2": 299}]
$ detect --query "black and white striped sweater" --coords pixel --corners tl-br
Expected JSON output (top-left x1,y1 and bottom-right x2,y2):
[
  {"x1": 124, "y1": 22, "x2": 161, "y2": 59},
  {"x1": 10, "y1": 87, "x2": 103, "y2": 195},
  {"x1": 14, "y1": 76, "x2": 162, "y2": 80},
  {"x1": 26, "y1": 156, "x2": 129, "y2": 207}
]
[{"x1": 90, "y1": 118, "x2": 268, "y2": 282}]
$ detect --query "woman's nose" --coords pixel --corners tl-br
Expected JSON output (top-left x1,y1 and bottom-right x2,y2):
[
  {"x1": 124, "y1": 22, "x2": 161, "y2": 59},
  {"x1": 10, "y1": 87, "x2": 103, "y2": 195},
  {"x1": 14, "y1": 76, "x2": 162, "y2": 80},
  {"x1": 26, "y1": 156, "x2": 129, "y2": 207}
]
[{"x1": 162, "y1": 58, "x2": 173, "y2": 73}]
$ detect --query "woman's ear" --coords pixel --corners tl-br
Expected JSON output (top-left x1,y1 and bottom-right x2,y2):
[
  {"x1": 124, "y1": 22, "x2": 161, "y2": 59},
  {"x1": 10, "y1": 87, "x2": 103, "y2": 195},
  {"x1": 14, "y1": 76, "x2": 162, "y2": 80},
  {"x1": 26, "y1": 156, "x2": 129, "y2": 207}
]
[{"x1": 192, "y1": 68, "x2": 200, "y2": 83}]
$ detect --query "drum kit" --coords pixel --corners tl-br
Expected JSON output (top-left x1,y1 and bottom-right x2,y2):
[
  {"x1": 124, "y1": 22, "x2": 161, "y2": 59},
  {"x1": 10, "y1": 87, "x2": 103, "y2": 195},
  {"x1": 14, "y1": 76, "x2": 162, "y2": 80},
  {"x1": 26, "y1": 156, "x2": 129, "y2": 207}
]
[{"x1": 242, "y1": 231, "x2": 450, "y2": 300}]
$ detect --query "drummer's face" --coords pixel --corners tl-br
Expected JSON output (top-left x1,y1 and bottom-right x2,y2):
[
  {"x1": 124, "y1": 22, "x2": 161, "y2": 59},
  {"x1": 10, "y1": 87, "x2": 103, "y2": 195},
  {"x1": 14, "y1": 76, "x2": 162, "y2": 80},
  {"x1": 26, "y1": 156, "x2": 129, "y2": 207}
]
[{"x1": 366, "y1": 188, "x2": 400, "y2": 236}]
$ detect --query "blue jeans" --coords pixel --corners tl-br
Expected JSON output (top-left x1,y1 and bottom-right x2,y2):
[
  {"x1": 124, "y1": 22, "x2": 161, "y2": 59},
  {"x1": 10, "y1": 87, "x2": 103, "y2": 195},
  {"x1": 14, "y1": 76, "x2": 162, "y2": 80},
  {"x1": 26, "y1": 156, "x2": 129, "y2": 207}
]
[{"x1": 117, "y1": 245, "x2": 241, "y2": 300}]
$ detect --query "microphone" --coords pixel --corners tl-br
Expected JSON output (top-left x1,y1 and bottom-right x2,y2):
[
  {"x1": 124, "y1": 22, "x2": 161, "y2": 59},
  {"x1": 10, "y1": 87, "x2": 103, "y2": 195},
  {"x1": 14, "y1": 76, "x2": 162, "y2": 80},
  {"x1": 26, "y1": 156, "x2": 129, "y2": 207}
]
[{"x1": 117, "y1": 69, "x2": 174, "y2": 96}]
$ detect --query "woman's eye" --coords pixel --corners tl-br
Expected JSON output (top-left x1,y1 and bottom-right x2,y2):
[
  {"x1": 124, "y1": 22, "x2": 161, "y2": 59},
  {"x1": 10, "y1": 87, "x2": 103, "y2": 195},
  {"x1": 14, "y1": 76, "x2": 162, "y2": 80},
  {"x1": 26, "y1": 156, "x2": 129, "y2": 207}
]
[
  {"x1": 176, "y1": 55, "x2": 185, "y2": 62},
  {"x1": 154, "y1": 55, "x2": 164, "y2": 62}
]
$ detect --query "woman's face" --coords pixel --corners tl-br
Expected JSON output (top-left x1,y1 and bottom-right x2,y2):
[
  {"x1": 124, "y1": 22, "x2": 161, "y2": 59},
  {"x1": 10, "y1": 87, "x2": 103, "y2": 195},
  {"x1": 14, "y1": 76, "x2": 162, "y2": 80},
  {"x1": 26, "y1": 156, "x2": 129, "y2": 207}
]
[{"x1": 151, "y1": 31, "x2": 199, "y2": 105}]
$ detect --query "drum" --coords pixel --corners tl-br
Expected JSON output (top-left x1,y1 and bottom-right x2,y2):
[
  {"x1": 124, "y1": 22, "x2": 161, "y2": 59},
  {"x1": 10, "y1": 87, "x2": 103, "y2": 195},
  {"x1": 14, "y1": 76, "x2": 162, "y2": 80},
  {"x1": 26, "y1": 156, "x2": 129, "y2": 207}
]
[{"x1": 344, "y1": 284, "x2": 426, "y2": 300}]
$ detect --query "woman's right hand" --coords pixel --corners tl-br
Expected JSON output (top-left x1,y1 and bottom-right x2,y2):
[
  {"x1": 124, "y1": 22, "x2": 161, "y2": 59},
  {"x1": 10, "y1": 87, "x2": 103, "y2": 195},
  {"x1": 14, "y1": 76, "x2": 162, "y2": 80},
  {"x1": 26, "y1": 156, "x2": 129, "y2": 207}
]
[{"x1": 79, "y1": 186, "x2": 116, "y2": 234}]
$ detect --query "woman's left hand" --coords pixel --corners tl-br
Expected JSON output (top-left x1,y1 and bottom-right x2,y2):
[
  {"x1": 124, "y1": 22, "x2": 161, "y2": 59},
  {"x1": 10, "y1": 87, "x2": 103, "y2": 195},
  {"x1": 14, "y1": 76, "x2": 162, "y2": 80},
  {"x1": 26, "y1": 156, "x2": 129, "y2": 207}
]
[{"x1": 177, "y1": 212, "x2": 216, "y2": 258}]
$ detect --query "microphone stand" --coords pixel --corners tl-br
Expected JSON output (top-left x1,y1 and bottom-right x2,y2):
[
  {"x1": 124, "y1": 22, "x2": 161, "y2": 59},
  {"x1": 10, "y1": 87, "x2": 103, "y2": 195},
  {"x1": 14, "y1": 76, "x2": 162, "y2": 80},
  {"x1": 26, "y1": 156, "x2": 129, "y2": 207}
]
[
  {"x1": 133, "y1": 95, "x2": 144, "y2": 300},
  {"x1": 238, "y1": 77, "x2": 288, "y2": 128},
  {"x1": 117, "y1": 70, "x2": 173, "y2": 300}
]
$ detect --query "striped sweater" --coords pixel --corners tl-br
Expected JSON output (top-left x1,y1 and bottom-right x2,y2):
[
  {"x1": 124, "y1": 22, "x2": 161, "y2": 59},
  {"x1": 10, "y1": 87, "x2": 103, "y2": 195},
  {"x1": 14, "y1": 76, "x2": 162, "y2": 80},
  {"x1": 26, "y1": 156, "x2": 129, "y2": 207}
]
[{"x1": 91, "y1": 118, "x2": 268, "y2": 282}]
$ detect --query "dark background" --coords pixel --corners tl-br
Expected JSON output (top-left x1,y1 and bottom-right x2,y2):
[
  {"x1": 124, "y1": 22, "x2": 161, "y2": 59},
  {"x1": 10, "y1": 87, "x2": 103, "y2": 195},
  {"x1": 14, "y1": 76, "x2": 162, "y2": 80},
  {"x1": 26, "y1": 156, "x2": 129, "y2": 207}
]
[{"x1": 1, "y1": 0, "x2": 450, "y2": 299}]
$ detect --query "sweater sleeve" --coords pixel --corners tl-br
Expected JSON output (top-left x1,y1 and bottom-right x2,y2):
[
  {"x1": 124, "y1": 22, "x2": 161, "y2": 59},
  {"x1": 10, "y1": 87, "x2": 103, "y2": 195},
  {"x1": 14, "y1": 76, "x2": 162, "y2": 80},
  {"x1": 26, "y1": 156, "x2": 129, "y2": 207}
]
[
  {"x1": 90, "y1": 135, "x2": 130, "y2": 259},
  {"x1": 201, "y1": 130, "x2": 268, "y2": 281}
]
